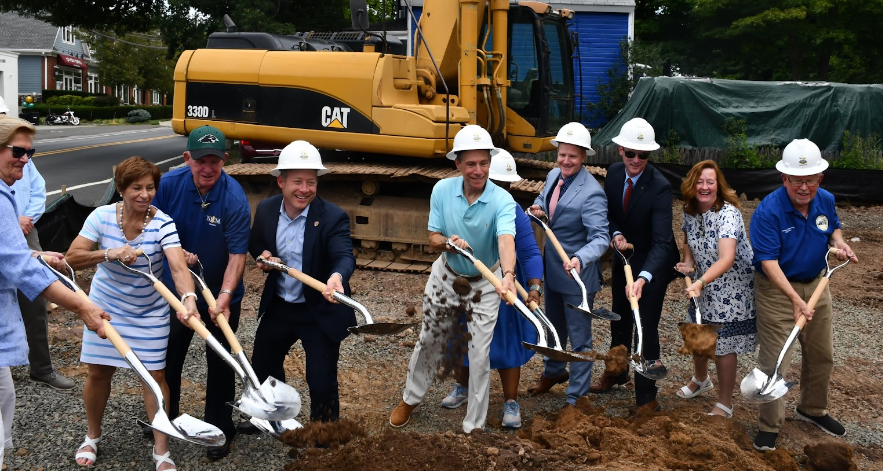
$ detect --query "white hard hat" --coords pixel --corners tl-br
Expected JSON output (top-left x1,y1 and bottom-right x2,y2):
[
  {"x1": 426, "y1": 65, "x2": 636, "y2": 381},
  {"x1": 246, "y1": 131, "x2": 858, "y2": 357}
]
[
  {"x1": 270, "y1": 140, "x2": 329, "y2": 176},
  {"x1": 550, "y1": 122, "x2": 595, "y2": 155},
  {"x1": 488, "y1": 149, "x2": 521, "y2": 182},
  {"x1": 776, "y1": 138, "x2": 828, "y2": 176},
  {"x1": 446, "y1": 124, "x2": 499, "y2": 160},
  {"x1": 0, "y1": 95, "x2": 9, "y2": 114},
  {"x1": 611, "y1": 117, "x2": 660, "y2": 151}
]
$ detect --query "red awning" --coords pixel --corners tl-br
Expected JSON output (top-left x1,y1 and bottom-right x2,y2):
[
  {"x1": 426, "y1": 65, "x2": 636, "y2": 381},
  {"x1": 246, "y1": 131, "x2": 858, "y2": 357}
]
[{"x1": 57, "y1": 53, "x2": 87, "y2": 70}]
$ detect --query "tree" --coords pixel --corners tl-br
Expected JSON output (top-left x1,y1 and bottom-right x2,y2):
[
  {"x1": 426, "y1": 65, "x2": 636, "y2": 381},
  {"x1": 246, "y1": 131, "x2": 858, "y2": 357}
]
[
  {"x1": 84, "y1": 30, "x2": 175, "y2": 95},
  {"x1": 0, "y1": 0, "x2": 163, "y2": 34}
]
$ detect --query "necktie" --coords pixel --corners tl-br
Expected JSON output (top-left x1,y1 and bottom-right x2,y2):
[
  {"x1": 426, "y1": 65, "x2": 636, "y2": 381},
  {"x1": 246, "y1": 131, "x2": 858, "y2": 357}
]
[
  {"x1": 623, "y1": 178, "x2": 633, "y2": 212},
  {"x1": 548, "y1": 179, "x2": 564, "y2": 220}
]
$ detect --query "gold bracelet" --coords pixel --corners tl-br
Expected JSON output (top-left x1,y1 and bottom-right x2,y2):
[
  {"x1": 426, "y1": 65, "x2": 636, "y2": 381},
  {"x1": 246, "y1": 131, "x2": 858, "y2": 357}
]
[{"x1": 698, "y1": 277, "x2": 707, "y2": 288}]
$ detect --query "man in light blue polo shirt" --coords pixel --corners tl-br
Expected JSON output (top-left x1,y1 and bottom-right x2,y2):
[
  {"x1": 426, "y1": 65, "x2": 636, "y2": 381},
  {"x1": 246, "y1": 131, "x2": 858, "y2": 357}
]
[
  {"x1": 749, "y1": 138, "x2": 858, "y2": 452},
  {"x1": 390, "y1": 125, "x2": 517, "y2": 433}
]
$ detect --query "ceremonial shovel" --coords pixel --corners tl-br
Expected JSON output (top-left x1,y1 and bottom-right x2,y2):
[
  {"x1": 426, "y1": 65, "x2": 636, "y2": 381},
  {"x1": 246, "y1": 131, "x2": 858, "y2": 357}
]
[
  {"x1": 526, "y1": 211, "x2": 620, "y2": 321},
  {"x1": 741, "y1": 247, "x2": 850, "y2": 403},
  {"x1": 37, "y1": 257, "x2": 226, "y2": 447},
  {"x1": 446, "y1": 239, "x2": 593, "y2": 363},
  {"x1": 123, "y1": 251, "x2": 299, "y2": 422},
  {"x1": 614, "y1": 244, "x2": 668, "y2": 381},
  {"x1": 255, "y1": 257, "x2": 416, "y2": 335}
]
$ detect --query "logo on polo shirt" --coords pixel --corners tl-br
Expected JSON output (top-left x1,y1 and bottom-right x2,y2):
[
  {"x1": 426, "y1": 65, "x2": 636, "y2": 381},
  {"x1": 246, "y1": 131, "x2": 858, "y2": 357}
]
[
  {"x1": 206, "y1": 214, "x2": 221, "y2": 226},
  {"x1": 815, "y1": 215, "x2": 829, "y2": 231}
]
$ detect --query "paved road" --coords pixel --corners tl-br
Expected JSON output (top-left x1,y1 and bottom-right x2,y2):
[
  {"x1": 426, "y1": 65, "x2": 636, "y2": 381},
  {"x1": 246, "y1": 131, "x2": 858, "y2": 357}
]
[{"x1": 33, "y1": 124, "x2": 187, "y2": 206}]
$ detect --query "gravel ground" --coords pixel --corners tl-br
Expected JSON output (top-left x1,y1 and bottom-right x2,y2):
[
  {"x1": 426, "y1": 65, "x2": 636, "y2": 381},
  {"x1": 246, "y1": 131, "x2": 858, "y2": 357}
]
[{"x1": 5, "y1": 200, "x2": 883, "y2": 470}]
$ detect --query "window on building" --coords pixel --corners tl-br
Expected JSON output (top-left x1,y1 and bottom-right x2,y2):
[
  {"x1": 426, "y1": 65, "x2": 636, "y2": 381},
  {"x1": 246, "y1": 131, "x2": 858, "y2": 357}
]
[
  {"x1": 133, "y1": 85, "x2": 142, "y2": 105},
  {"x1": 87, "y1": 73, "x2": 100, "y2": 94},
  {"x1": 56, "y1": 66, "x2": 83, "y2": 91},
  {"x1": 61, "y1": 26, "x2": 76, "y2": 45},
  {"x1": 115, "y1": 85, "x2": 130, "y2": 104},
  {"x1": 152, "y1": 91, "x2": 162, "y2": 105}
]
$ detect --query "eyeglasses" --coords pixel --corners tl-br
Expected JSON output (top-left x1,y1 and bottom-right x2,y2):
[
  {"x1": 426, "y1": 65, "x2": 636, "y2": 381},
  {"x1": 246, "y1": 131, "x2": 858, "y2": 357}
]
[
  {"x1": 624, "y1": 150, "x2": 650, "y2": 160},
  {"x1": 5, "y1": 146, "x2": 36, "y2": 159},
  {"x1": 786, "y1": 176, "x2": 821, "y2": 188}
]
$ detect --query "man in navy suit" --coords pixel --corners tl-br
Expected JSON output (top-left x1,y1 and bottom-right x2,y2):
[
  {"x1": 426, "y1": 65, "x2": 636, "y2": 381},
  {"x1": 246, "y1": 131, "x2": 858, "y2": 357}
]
[
  {"x1": 244, "y1": 140, "x2": 356, "y2": 427},
  {"x1": 592, "y1": 118, "x2": 679, "y2": 413},
  {"x1": 526, "y1": 122, "x2": 609, "y2": 405}
]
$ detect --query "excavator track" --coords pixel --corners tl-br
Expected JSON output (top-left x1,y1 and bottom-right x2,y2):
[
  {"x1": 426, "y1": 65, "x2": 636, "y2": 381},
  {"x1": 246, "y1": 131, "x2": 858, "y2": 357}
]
[{"x1": 226, "y1": 159, "x2": 606, "y2": 273}]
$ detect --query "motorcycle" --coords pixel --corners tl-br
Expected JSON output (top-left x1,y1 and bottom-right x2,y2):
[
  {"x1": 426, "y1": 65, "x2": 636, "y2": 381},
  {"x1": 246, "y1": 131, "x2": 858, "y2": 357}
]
[{"x1": 46, "y1": 107, "x2": 80, "y2": 126}]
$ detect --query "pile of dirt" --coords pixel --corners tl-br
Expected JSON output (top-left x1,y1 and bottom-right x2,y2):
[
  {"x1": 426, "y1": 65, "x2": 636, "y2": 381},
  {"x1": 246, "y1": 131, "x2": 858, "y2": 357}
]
[
  {"x1": 281, "y1": 419, "x2": 366, "y2": 450},
  {"x1": 804, "y1": 442, "x2": 859, "y2": 471},
  {"x1": 677, "y1": 323, "x2": 718, "y2": 359},
  {"x1": 595, "y1": 345, "x2": 628, "y2": 376},
  {"x1": 282, "y1": 397, "x2": 804, "y2": 470}
]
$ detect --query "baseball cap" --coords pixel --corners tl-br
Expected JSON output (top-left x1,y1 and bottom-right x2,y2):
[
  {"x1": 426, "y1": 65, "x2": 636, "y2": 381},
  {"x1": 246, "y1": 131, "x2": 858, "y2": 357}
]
[{"x1": 187, "y1": 125, "x2": 226, "y2": 160}]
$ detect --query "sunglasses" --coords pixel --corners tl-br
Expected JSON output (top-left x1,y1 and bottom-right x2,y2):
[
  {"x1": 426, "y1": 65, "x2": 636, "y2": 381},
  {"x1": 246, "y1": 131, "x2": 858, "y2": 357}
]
[
  {"x1": 624, "y1": 150, "x2": 650, "y2": 160},
  {"x1": 6, "y1": 145, "x2": 36, "y2": 159}
]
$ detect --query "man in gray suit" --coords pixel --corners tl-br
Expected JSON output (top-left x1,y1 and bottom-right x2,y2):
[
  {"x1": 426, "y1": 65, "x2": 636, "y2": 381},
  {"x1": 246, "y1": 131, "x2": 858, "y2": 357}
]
[{"x1": 526, "y1": 122, "x2": 609, "y2": 405}]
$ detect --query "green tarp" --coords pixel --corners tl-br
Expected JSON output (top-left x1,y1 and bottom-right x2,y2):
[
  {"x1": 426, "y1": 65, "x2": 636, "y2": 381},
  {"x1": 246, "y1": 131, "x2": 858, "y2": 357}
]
[{"x1": 593, "y1": 77, "x2": 883, "y2": 152}]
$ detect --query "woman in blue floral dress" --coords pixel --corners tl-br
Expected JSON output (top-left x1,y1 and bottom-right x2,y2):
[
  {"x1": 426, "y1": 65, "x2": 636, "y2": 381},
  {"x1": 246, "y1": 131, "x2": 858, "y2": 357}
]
[{"x1": 674, "y1": 160, "x2": 756, "y2": 418}]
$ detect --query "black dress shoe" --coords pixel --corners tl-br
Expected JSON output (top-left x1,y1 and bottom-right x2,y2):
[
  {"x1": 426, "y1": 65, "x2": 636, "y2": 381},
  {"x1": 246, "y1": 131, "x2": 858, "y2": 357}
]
[
  {"x1": 236, "y1": 420, "x2": 260, "y2": 435},
  {"x1": 206, "y1": 440, "x2": 233, "y2": 460}
]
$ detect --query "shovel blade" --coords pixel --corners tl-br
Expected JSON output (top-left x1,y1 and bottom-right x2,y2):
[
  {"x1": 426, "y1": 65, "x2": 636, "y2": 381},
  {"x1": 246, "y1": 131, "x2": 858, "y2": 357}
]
[
  {"x1": 524, "y1": 342, "x2": 594, "y2": 363},
  {"x1": 249, "y1": 417, "x2": 303, "y2": 440},
  {"x1": 565, "y1": 303, "x2": 622, "y2": 321},
  {"x1": 348, "y1": 322, "x2": 417, "y2": 336},
  {"x1": 231, "y1": 375, "x2": 302, "y2": 421},
  {"x1": 631, "y1": 359, "x2": 668, "y2": 381},
  {"x1": 139, "y1": 413, "x2": 226, "y2": 447},
  {"x1": 740, "y1": 368, "x2": 795, "y2": 403}
]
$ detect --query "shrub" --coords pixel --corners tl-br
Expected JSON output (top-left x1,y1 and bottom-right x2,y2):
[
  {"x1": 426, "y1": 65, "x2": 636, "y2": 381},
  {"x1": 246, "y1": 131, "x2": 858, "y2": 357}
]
[
  {"x1": 832, "y1": 131, "x2": 883, "y2": 170},
  {"x1": 46, "y1": 95, "x2": 87, "y2": 106},
  {"x1": 30, "y1": 104, "x2": 173, "y2": 121},
  {"x1": 126, "y1": 109, "x2": 152, "y2": 123},
  {"x1": 92, "y1": 95, "x2": 121, "y2": 107},
  {"x1": 721, "y1": 118, "x2": 774, "y2": 169}
]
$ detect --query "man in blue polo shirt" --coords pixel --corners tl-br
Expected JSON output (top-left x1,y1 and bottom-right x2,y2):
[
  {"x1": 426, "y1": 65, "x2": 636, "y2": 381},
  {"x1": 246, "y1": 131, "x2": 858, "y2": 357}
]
[
  {"x1": 153, "y1": 125, "x2": 251, "y2": 460},
  {"x1": 749, "y1": 138, "x2": 858, "y2": 452},
  {"x1": 389, "y1": 125, "x2": 517, "y2": 434}
]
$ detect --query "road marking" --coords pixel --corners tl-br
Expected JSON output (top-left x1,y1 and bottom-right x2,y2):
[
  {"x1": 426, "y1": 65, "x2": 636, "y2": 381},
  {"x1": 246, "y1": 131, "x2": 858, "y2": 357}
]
[
  {"x1": 36, "y1": 135, "x2": 177, "y2": 157},
  {"x1": 45, "y1": 155, "x2": 184, "y2": 196},
  {"x1": 36, "y1": 128, "x2": 173, "y2": 144}
]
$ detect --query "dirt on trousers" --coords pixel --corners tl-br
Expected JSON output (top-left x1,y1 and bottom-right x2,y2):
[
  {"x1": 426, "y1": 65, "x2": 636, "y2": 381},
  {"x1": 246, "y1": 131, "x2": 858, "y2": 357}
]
[{"x1": 280, "y1": 396, "x2": 860, "y2": 470}]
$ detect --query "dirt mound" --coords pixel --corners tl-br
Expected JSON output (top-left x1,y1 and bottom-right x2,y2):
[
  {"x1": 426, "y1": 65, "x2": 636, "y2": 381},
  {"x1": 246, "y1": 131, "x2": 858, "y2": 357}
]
[
  {"x1": 805, "y1": 442, "x2": 859, "y2": 471},
  {"x1": 281, "y1": 419, "x2": 366, "y2": 449},
  {"x1": 677, "y1": 323, "x2": 718, "y2": 359},
  {"x1": 595, "y1": 345, "x2": 628, "y2": 376}
]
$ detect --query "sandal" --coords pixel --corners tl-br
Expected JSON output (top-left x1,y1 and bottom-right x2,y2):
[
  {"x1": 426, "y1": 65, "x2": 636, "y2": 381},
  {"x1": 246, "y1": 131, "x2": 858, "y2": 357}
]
[
  {"x1": 708, "y1": 402, "x2": 733, "y2": 418},
  {"x1": 676, "y1": 376, "x2": 713, "y2": 399},
  {"x1": 152, "y1": 446, "x2": 177, "y2": 470},
  {"x1": 75, "y1": 434, "x2": 101, "y2": 467}
]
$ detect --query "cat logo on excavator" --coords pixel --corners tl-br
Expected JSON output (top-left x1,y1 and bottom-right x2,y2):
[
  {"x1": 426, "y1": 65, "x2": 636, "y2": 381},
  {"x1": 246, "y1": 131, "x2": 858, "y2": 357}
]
[{"x1": 321, "y1": 106, "x2": 350, "y2": 129}]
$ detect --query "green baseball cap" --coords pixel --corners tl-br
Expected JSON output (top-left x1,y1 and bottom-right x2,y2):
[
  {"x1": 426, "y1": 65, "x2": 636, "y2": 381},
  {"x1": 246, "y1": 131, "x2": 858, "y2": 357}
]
[{"x1": 187, "y1": 125, "x2": 227, "y2": 160}]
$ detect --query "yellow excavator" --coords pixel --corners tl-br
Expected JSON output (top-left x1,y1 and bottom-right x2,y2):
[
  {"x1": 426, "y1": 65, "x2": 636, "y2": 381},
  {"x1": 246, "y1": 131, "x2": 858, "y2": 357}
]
[{"x1": 172, "y1": 0, "x2": 577, "y2": 270}]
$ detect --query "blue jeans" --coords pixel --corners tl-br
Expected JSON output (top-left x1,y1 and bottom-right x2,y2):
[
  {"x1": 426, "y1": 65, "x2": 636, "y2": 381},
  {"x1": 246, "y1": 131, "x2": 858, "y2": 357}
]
[{"x1": 541, "y1": 288, "x2": 594, "y2": 405}]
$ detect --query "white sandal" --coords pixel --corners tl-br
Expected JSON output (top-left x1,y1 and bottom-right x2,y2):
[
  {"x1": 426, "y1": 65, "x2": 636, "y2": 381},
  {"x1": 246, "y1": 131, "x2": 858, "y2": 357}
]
[
  {"x1": 708, "y1": 402, "x2": 733, "y2": 418},
  {"x1": 152, "y1": 446, "x2": 177, "y2": 471},
  {"x1": 75, "y1": 434, "x2": 101, "y2": 467},
  {"x1": 676, "y1": 376, "x2": 713, "y2": 399}
]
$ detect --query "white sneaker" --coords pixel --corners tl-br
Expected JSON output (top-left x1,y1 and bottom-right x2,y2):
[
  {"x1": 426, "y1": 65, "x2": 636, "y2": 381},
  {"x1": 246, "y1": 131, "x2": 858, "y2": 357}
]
[
  {"x1": 441, "y1": 383, "x2": 468, "y2": 409},
  {"x1": 501, "y1": 400, "x2": 522, "y2": 429}
]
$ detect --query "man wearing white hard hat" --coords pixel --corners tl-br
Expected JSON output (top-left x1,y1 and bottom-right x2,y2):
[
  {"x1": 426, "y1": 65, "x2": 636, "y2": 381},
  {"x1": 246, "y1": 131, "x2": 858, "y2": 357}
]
[
  {"x1": 749, "y1": 138, "x2": 858, "y2": 452},
  {"x1": 246, "y1": 140, "x2": 355, "y2": 432},
  {"x1": 154, "y1": 125, "x2": 251, "y2": 459},
  {"x1": 439, "y1": 150, "x2": 543, "y2": 429},
  {"x1": 594, "y1": 118, "x2": 679, "y2": 414},
  {"x1": 391, "y1": 125, "x2": 518, "y2": 433},
  {"x1": 526, "y1": 122, "x2": 609, "y2": 406}
]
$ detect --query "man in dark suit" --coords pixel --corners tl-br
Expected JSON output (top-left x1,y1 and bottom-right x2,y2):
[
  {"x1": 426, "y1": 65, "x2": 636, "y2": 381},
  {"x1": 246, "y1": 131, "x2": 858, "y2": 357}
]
[
  {"x1": 592, "y1": 118, "x2": 679, "y2": 413},
  {"x1": 242, "y1": 140, "x2": 356, "y2": 429}
]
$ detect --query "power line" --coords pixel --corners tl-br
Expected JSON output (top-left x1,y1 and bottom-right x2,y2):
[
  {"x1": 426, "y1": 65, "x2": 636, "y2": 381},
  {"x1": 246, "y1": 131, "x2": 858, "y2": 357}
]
[{"x1": 83, "y1": 29, "x2": 168, "y2": 50}]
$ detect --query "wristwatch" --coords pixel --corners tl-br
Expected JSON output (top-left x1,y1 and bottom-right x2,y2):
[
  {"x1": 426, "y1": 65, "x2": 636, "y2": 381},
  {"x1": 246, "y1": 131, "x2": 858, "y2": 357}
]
[{"x1": 529, "y1": 284, "x2": 544, "y2": 296}]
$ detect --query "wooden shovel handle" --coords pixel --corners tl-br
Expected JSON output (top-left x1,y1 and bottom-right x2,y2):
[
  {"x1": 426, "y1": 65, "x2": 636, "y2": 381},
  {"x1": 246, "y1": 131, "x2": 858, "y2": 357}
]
[
  {"x1": 796, "y1": 276, "x2": 830, "y2": 329},
  {"x1": 74, "y1": 289, "x2": 131, "y2": 356},
  {"x1": 514, "y1": 280, "x2": 540, "y2": 311},
  {"x1": 542, "y1": 227, "x2": 572, "y2": 265},
  {"x1": 199, "y1": 287, "x2": 244, "y2": 356},
  {"x1": 473, "y1": 259, "x2": 519, "y2": 306},
  {"x1": 283, "y1": 266, "x2": 329, "y2": 293},
  {"x1": 684, "y1": 276, "x2": 698, "y2": 298},
  {"x1": 623, "y1": 265, "x2": 639, "y2": 311},
  {"x1": 151, "y1": 279, "x2": 212, "y2": 341}
]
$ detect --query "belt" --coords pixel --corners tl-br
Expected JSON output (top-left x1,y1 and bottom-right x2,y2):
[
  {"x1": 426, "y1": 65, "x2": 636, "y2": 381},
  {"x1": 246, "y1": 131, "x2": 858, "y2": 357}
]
[
  {"x1": 787, "y1": 270, "x2": 824, "y2": 284},
  {"x1": 442, "y1": 254, "x2": 499, "y2": 282}
]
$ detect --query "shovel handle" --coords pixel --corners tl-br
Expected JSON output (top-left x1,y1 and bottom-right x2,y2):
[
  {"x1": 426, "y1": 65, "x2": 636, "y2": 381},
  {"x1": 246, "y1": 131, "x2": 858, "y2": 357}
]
[
  {"x1": 796, "y1": 276, "x2": 830, "y2": 329},
  {"x1": 282, "y1": 266, "x2": 329, "y2": 294},
  {"x1": 623, "y1": 265, "x2": 639, "y2": 310},
  {"x1": 542, "y1": 227, "x2": 572, "y2": 265},
  {"x1": 472, "y1": 259, "x2": 519, "y2": 305},
  {"x1": 514, "y1": 280, "x2": 540, "y2": 311},
  {"x1": 684, "y1": 276, "x2": 698, "y2": 298},
  {"x1": 73, "y1": 289, "x2": 132, "y2": 356},
  {"x1": 199, "y1": 287, "x2": 245, "y2": 356},
  {"x1": 152, "y1": 279, "x2": 213, "y2": 341}
]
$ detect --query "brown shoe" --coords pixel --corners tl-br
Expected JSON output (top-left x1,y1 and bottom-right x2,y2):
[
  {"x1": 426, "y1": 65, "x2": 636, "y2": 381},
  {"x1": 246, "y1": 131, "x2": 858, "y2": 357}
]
[
  {"x1": 389, "y1": 400, "x2": 418, "y2": 428},
  {"x1": 629, "y1": 399, "x2": 660, "y2": 416},
  {"x1": 589, "y1": 372, "x2": 629, "y2": 393},
  {"x1": 527, "y1": 372, "x2": 570, "y2": 395}
]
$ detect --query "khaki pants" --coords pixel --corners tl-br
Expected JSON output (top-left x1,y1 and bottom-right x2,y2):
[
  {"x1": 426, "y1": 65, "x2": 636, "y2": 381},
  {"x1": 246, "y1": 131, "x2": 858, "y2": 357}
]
[
  {"x1": 402, "y1": 256, "x2": 500, "y2": 433},
  {"x1": 754, "y1": 272, "x2": 833, "y2": 433}
]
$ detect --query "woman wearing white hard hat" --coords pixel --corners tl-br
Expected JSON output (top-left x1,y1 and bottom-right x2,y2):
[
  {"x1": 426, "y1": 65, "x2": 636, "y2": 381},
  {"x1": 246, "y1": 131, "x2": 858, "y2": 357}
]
[
  {"x1": 525, "y1": 122, "x2": 609, "y2": 406},
  {"x1": 748, "y1": 138, "x2": 858, "y2": 452},
  {"x1": 440, "y1": 150, "x2": 542, "y2": 428},
  {"x1": 594, "y1": 117, "x2": 679, "y2": 415}
]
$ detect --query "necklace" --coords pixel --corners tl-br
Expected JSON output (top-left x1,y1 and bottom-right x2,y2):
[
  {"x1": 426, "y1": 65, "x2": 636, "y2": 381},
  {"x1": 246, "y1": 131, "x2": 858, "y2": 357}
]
[
  {"x1": 194, "y1": 180, "x2": 210, "y2": 210},
  {"x1": 117, "y1": 202, "x2": 152, "y2": 245}
]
